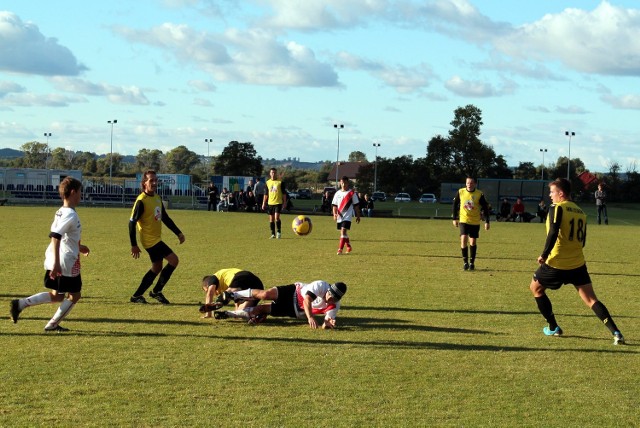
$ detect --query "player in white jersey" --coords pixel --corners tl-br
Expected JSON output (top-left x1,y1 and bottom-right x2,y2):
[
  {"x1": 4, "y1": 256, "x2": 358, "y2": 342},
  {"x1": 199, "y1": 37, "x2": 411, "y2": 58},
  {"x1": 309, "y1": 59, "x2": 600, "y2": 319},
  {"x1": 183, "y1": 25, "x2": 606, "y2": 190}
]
[
  {"x1": 331, "y1": 176, "x2": 361, "y2": 255},
  {"x1": 10, "y1": 177, "x2": 90, "y2": 332},
  {"x1": 214, "y1": 280, "x2": 347, "y2": 329}
]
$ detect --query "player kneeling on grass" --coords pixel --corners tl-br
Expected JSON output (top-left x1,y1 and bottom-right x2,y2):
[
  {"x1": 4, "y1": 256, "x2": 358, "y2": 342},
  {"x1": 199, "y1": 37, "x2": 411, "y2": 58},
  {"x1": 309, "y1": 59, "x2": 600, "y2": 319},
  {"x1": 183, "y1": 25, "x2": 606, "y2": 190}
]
[
  {"x1": 199, "y1": 268, "x2": 264, "y2": 318},
  {"x1": 10, "y1": 177, "x2": 90, "y2": 333},
  {"x1": 214, "y1": 280, "x2": 347, "y2": 329}
]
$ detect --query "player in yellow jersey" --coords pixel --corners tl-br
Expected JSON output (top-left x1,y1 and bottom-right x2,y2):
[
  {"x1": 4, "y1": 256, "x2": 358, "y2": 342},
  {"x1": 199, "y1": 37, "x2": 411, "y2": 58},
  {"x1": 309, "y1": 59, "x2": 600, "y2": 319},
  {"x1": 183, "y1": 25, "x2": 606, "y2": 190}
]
[
  {"x1": 198, "y1": 268, "x2": 264, "y2": 318},
  {"x1": 262, "y1": 167, "x2": 287, "y2": 239},
  {"x1": 129, "y1": 170, "x2": 185, "y2": 304},
  {"x1": 452, "y1": 177, "x2": 490, "y2": 271},
  {"x1": 529, "y1": 178, "x2": 625, "y2": 345}
]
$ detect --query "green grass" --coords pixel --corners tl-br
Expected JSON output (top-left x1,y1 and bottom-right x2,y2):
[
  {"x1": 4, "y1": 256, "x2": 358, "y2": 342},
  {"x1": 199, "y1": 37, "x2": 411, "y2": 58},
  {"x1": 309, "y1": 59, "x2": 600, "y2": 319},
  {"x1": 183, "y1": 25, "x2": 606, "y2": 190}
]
[{"x1": 1, "y1": 205, "x2": 638, "y2": 427}]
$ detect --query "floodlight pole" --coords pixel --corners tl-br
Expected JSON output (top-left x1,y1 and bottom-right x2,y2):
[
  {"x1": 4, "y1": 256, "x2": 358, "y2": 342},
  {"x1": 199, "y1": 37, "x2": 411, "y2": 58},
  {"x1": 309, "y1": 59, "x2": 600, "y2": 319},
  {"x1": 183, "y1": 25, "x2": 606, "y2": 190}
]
[
  {"x1": 334, "y1": 124, "x2": 343, "y2": 188},
  {"x1": 539, "y1": 148, "x2": 547, "y2": 180},
  {"x1": 108, "y1": 119, "x2": 118, "y2": 184},
  {"x1": 565, "y1": 131, "x2": 575, "y2": 180},
  {"x1": 44, "y1": 132, "x2": 52, "y2": 169},
  {"x1": 373, "y1": 143, "x2": 381, "y2": 192}
]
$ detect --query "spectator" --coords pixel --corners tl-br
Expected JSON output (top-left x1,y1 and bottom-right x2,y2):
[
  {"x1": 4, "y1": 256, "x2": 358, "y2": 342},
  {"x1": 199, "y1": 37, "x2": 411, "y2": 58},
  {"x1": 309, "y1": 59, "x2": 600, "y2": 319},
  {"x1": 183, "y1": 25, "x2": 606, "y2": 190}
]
[
  {"x1": 207, "y1": 182, "x2": 218, "y2": 212},
  {"x1": 537, "y1": 200, "x2": 548, "y2": 223},
  {"x1": 254, "y1": 179, "x2": 266, "y2": 212},
  {"x1": 595, "y1": 183, "x2": 608, "y2": 225},
  {"x1": 363, "y1": 194, "x2": 374, "y2": 217},
  {"x1": 217, "y1": 187, "x2": 230, "y2": 212},
  {"x1": 510, "y1": 198, "x2": 526, "y2": 222},
  {"x1": 498, "y1": 198, "x2": 511, "y2": 222}
]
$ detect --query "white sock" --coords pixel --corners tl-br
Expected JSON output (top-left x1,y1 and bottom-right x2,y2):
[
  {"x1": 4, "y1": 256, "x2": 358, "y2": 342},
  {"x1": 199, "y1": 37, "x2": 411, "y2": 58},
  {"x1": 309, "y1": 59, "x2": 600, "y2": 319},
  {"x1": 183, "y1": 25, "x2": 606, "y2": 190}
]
[
  {"x1": 21, "y1": 292, "x2": 52, "y2": 310},
  {"x1": 226, "y1": 309, "x2": 250, "y2": 319},
  {"x1": 234, "y1": 289, "x2": 252, "y2": 299},
  {"x1": 45, "y1": 300, "x2": 75, "y2": 329}
]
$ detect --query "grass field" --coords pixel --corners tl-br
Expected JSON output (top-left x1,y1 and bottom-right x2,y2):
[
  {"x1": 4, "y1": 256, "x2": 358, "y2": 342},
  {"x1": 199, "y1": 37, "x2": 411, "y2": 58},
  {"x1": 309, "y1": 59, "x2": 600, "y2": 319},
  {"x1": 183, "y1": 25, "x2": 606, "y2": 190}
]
[{"x1": 1, "y1": 204, "x2": 638, "y2": 427}]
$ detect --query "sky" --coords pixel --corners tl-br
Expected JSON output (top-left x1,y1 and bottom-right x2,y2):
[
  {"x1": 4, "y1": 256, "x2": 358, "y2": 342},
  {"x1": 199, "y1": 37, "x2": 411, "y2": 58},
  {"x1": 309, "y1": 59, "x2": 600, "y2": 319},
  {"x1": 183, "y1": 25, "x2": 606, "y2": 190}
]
[{"x1": 1, "y1": 0, "x2": 639, "y2": 172}]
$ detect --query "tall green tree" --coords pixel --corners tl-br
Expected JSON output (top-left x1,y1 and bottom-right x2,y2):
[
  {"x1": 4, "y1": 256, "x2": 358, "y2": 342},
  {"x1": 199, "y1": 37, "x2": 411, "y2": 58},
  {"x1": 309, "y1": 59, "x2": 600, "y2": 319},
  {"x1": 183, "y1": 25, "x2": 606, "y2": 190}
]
[
  {"x1": 165, "y1": 146, "x2": 201, "y2": 175},
  {"x1": 20, "y1": 142, "x2": 49, "y2": 168},
  {"x1": 213, "y1": 141, "x2": 263, "y2": 176},
  {"x1": 136, "y1": 148, "x2": 164, "y2": 172},
  {"x1": 513, "y1": 162, "x2": 537, "y2": 179},
  {"x1": 348, "y1": 151, "x2": 368, "y2": 162}
]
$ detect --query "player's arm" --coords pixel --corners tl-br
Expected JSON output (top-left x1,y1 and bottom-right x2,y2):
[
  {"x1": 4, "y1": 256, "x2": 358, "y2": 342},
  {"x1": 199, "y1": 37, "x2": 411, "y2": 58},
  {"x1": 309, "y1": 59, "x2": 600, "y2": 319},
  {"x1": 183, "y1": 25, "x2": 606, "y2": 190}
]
[
  {"x1": 452, "y1": 192, "x2": 460, "y2": 225},
  {"x1": 539, "y1": 205, "x2": 562, "y2": 262},
  {"x1": 129, "y1": 200, "x2": 143, "y2": 258},
  {"x1": 479, "y1": 194, "x2": 491, "y2": 229},
  {"x1": 161, "y1": 204, "x2": 185, "y2": 243},
  {"x1": 48, "y1": 232, "x2": 62, "y2": 279},
  {"x1": 303, "y1": 292, "x2": 318, "y2": 329}
]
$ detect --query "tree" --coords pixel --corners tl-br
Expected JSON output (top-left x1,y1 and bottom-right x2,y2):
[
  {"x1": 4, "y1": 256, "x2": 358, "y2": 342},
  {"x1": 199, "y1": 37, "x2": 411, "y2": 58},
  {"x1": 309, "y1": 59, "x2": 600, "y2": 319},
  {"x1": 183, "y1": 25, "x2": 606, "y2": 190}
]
[
  {"x1": 165, "y1": 146, "x2": 201, "y2": 175},
  {"x1": 348, "y1": 151, "x2": 368, "y2": 162},
  {"x1": 513, "y1": 162, "x2": 537, "y2": 180},
  {"x1": 213, "y1": 141, "x2": 263, "y2": 176},
  {"x1": 136, "y1": 148, "x2": 165, "y2": 172},
  {"x1": 96, "y1": 153, "x2": 124, "y2": 177},
  {"x1": 20, "y1": 142, "x2": 49, "y2": 168}
]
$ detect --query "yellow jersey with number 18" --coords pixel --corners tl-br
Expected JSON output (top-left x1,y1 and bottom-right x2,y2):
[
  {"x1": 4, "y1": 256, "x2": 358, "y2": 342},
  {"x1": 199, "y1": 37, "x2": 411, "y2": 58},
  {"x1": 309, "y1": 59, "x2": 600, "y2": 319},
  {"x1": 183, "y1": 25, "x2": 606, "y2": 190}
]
[{"x1": 546, "y1": 200, "x2": 586, "y2": 270}]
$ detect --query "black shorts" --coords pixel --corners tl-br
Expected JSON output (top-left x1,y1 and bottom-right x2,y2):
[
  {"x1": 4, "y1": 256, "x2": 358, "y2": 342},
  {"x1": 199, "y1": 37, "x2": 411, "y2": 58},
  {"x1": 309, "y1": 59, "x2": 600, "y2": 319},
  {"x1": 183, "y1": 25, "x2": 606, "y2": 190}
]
[
  {"x1": 459, "y1": 223, "x2": 480, "y2": 238},
  {"x1": 145, "y1": 241, "x2": 174, "y2": 263},
  {"x1": 533, "y1": 263, "x2": 592, "y2": 290},
  {"x1": 267, "y1": 204, "x2": 283, "y2": 215},
  {"x1": 229, "y1": 271, "x2": 264, "y2": 290},
  {"x1": 270, "y1": 284, "x2": 297, "y2": 318},
  {"x1": 337, "y1": 221, "x2": 352, "y2": 231},
  {"x1": 44, "y1": 271, "x2": 82, "y2": 293}
]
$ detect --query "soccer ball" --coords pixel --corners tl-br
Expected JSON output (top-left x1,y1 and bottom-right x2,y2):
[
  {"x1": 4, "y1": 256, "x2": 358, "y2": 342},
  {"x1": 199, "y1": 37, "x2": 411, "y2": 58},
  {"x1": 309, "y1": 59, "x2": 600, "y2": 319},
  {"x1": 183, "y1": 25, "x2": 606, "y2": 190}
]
[{"x1": 292, "y1": 215, "x2": 313, "y2": 236}]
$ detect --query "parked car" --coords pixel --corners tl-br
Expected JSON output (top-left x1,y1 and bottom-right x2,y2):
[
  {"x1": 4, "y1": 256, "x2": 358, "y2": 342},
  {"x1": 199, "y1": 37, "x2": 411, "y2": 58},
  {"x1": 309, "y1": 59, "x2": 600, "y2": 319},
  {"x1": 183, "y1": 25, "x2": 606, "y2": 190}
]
[
  {"x1": 287, "y1": 190, "x2": 299, "y2": 199},
  {"x1": 394, "y1": 192, "x2": 411, "y2": 202},
  {"x1": 297, "y1": 188, "x2": 312, "y2": 199},
  {"x1": 371, "y1": 191, "x2": 386, "y2": 202},
  {"x1": 419, "y1": 193, "x2": 437, "y2": 203}
]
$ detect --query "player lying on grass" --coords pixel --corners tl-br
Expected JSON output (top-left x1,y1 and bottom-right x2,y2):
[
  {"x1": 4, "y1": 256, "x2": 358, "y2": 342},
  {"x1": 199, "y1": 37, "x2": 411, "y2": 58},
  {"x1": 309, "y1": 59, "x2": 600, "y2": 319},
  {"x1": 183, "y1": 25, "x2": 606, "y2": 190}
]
[
  {"x1": 213, "y1": 280, "x2": 347, "y2": 329},
  {"x1": 199, "y1": 268, "x2": 264, "y2": 318}
]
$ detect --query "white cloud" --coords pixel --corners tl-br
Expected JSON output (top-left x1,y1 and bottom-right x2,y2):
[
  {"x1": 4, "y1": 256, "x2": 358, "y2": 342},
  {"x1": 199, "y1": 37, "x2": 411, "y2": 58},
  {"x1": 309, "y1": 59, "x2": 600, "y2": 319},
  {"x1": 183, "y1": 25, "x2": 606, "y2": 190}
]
[
  {"x1": 188, "y1": 80, "x2": 217, "y2": 92},
  {"x1": 48, "y1": 77, "x2": 150, "y2": 105},
  {"x1": 495, "y1": 1, "x2": 640, "y2": 76},
  {"x1": 0, "y1": 80, "x2": 25, "y2": 97},
  {"x1": 556, "y1": 105, "x2": 589, "y2": 115},
  {"x1": 444, "y1": 75, "x2": 515, "y2": 97},
  {"x1": 601, "y1": 93, "x2": 640, "y2": 110},
  {"x1": 1, "y1": 92, "x2": 87, "y2": 107},
  {"x1": 0, "y1": 12, "x2": 87, "y2": 76}
]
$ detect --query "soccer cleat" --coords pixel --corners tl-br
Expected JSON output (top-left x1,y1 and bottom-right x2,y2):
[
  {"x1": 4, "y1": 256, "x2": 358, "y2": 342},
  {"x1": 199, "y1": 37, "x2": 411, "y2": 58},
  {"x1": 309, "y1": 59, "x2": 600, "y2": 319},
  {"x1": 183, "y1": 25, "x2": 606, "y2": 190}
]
[
  {"x1": 345, "y1": 245, "x2": 352, "y2": 254},
  {"x1": 276, "y1": 232, "x2": 281, "y2": 239},
  {"x1": 269, "y1": 234, "x2": 275, "y2": 239},
  {"x1": 337, "y1": 249, "x2": 343, "y2": 255},
  {"x1": 613, "y1": 331, "x2": 625, "y2": 345},
  {"x1": 130, "y1": 295, "x2": 148, "y2": 304},
  {"x1": 10, "y1": 299, "x2": 21, "y2": 324},
  {"x1": 543, "y1": 326, "x2": 563, "y2": 337},
  {"x1": 44, "y1": 325, "x2": 70, "y2": 333},
  {"x1": 463, "y1": 263, "x2": 469, "y2": 271},
  {"x1": 248, "y1": 314, "x2": 267, "y2": 325},
  {"x1": 199, "y1": 302, "x2": 223, "y2": 313},
  {"x1": 149, "y1": 291, "x2": 170, "y2": 304},
  {"x1": 469, "y1": 263, "x2": 475, "y2": 271},
  {"x1": 213, "y1": 311, "x2": 229, "y2": 320}
]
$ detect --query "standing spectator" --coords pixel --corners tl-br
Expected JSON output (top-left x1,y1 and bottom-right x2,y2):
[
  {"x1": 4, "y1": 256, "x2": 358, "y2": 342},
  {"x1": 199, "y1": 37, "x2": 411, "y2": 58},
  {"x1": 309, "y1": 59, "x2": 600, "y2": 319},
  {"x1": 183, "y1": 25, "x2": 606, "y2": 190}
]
[
  {"x1": 246, "y1": 179, "x2": 254, "y2": 194},
  {"x1": 10, "y1": 177, "x2": 90, "y2": 332},
  {"x1": 332, "y1": 176, "x2": 361, "y2": 255},
  {"x1": 595, "y1": 183, "x2": 608, "y2": 225},
  {"x1": 452, "y1": 177, "x2": 490, "y2": 271},
  {"x1": 207, "y1": 182, "x2": 218, "y2": 212},
  {"x1": 364, "y1": 194, "x2": 375, "y2": 217},
  {"x1": 528, "y1": 178, "x2": 624, "y2": 345},
  {"x1": 254, "y1": 178, "x2": 266, "y2": 213},
  {"x1": 262, "y1": 168, "x2": 286, "y2": 239},
  {"x1": 244, "y1": 190, "x2": 257, "y2": 212},
  {"x1": 129, "y1": 170, "x2": 185, "y2": 304}
]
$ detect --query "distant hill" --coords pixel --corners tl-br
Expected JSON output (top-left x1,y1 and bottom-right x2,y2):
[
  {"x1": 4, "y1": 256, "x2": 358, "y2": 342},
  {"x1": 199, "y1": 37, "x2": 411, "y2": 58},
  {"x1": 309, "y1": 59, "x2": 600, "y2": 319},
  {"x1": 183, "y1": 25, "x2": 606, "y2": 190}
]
[{"x1": 0, "y1": 148, "x2": 23, "y2": 158}]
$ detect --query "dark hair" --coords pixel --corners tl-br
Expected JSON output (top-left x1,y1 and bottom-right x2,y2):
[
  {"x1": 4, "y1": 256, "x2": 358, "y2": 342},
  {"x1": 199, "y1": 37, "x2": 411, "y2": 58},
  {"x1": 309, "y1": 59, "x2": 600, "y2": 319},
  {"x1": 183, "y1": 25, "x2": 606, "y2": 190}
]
[
  {"x1": 550, "y1": 177, "x2": 571, "y2": 196},
  {"x1": 341, "y1": 176, "x2": 349, "y2": 182},
  {"x1": 58, "y1": 176, "x2": 82, "y2": 199},
  {"x1": 329, "y1": 282, "x2": 347, "y2": 300},
  {"x1": 141, "y1": 170, "x2": 157, "y2": 191}
]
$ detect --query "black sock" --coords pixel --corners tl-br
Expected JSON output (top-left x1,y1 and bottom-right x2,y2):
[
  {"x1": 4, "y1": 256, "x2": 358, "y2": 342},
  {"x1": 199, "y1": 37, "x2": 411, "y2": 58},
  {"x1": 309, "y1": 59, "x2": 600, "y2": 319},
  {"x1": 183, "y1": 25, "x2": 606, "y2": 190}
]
[
  {"x1": 591, "y1": 301, "x2": 620, "y2": 334},
  {"x1": 535, "y1": 295, "x2": 558, "y2": 329},
  {"x1": 270, "y1": 222, "x2": 275, "y2": 234},
  {"x1": 461, "y1": 247, "x2": 468, "y2": 264},
  {"x1": 470, "y1": 245, "x2": 477, "y2": 263},
  {"x1": 153, "y1": 264, "x2": 176, "y2": 294},
  {"x1": 276, "y1": 220, "x2": 281, "y2": 233},
  {"x1": 134, "y1": 270, "x2": 158, "y2": 297}
]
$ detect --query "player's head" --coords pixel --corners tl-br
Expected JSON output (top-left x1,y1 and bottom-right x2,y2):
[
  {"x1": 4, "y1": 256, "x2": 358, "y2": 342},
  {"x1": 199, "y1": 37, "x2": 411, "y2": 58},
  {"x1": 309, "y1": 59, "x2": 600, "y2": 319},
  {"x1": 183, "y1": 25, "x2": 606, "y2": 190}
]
[
  {"x1": 340, "y1": 176, "x2": 349, "y2": 190},
  {"x1": 141, "y1": 170, "x2": 158, "y2": 194},
  {"x1": 328, "y1": 282, "x2": 347, "y2": 302},
  {"x1": 465, "y1": 177, "x2": 476, "y2": 191},
  {"x1": 549, "y1": 178, "x2": 571, "y2": 202},
  {"x1": 201, "y1": 275, "x2": 220, "y2": 292},
  {"x1": 269, "y1": 168, "x2": 277, "y2": 179},
  {"x1": 59, "y1": 176, "x2": 82, "y2": 200}
]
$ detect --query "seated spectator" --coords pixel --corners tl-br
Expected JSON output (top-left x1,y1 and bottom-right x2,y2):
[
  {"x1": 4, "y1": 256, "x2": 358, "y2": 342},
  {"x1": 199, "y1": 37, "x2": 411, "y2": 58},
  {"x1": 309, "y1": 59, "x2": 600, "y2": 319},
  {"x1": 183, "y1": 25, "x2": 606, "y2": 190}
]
[
  {"x1": 498, "y1": 198, "x2": 511, "y2": 221},
  {"x1": 217, "y1": 188, "x2": 230, "y2": 212},
  {"x1": 227, "y1": 192, "x2": 237, "y2": 211},
  {"x1": 244, "y1": 191, "x2": 257, "y2": 212},
  {"x1": 510, "y1": 198, "x2": 526, "y2": 222},
  {"x1": 537, "y1": 200, "x2": 548, "y2": 223}
]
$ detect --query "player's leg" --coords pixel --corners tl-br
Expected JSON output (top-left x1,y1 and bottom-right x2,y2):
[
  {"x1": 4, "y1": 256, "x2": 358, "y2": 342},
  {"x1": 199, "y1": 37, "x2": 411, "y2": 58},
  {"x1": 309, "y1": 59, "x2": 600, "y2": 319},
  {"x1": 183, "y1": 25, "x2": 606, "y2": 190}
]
[
  {"x1": 45, "y1": 276, "x2": 81, "y2": 332},
  {"x1": 576, "y1": 283, "x2": 624, "y2": 343},
  {"x1": 530, "y1": 268, "x2": 562, "y2": 336},
  {"x1": 459, "y1": 232, "x2": 469, "y2": 270},
  {"x1": 274, "y1": 208, "x2": 282, "y2": 238},
  {"x1": 468, "y1": 236, "x2": 478, "y2": 270},
  {"x1": 268, "y1": 211, "x2": 276, "y2": 238}
]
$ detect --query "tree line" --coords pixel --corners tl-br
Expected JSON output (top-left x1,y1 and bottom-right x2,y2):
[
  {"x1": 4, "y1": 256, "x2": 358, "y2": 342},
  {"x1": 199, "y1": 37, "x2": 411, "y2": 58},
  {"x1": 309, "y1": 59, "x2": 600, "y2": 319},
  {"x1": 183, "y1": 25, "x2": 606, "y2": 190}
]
[{"x1": 3, "y1": 105, "x2": 639, "y2": 202}]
